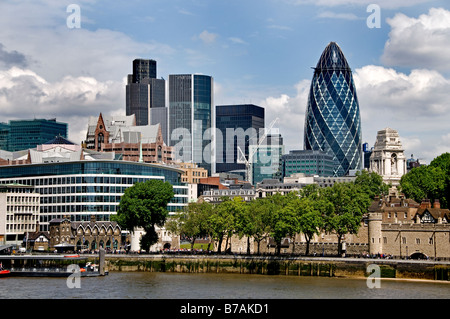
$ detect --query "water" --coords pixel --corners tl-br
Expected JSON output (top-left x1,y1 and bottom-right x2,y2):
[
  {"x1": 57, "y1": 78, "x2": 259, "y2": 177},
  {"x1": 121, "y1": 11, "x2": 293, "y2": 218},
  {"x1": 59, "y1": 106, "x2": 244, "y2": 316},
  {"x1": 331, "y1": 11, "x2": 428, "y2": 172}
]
[{"x1": 1, "y1": 272, "x2": 449, "y2": 299}]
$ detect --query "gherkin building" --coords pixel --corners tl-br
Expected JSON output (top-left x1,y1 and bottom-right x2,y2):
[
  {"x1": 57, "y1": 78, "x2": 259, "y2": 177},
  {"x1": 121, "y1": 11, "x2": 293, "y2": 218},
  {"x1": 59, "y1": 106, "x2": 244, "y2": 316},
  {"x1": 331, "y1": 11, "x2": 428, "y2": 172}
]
[{"x1": 304, "y1": 42, "x2": 362, "y2": 177}]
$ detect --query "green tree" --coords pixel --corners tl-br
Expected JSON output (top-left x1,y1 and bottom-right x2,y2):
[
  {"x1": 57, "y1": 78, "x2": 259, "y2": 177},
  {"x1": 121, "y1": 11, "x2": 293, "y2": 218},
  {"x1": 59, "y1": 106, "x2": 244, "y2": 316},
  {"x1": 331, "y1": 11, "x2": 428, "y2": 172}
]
[
  {"x1": 209, "y1": 197, "x2": 236, "y2": 253},
  {"x1": 299, "y1": 197, "x2": 331, "y2": 255},
  {"x1": 354, "y1": 170, "x2": 390, "y2": 199},
  {"x1": 113, "y1": 180, "x2": 174, "y2": 252},
  {"x1": 230, "y1": 197, "x2": 253, "y2": 254},
  {"x1": 429, "y1": 152, "x2": 450, "y2": 208},
  {"x1": 247, "y1": 198, "x2": 272, "y2": 254},
  {"x1": 266, "y1": 193, "x2": 295, "y2": 255},
  {"x1": 400, "y1": 165, "x2": 446, "y2": 207},
  {"x1": 321, "y1": 182, "x2": 371, "y2": 256},
  {"x1": 166, "y1": 201, "x2": 212, "y2": 250}
]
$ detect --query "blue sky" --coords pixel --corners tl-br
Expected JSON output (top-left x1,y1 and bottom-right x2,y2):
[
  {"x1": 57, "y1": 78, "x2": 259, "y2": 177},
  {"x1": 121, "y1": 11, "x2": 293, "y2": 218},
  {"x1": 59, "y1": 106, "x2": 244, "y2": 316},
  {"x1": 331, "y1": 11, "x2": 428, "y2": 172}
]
[{"x1": 0, "y1": 0, "x2": 450, "y2": 164}]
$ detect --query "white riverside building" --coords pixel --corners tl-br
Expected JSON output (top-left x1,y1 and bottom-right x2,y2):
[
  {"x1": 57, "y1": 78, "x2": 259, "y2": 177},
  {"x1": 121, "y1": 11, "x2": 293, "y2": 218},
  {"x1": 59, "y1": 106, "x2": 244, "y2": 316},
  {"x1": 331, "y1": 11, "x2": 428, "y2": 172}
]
[{"x1": 0, "y1": 139, "x2": 188, "y2": 233}]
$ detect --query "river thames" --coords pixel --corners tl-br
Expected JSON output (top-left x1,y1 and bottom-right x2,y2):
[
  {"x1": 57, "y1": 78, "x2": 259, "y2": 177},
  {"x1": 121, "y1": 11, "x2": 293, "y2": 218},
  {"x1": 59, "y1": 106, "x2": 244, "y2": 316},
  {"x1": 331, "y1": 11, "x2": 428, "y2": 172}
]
[{"x1": 1, "y1": 272, "x2": 449, "y2": 299}]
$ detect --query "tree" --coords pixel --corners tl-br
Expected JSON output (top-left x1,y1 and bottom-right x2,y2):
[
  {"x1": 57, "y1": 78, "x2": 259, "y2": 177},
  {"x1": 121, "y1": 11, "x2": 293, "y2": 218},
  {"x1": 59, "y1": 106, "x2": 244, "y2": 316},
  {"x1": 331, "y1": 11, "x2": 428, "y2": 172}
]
[
  {"x1": 320, "y1": 182, "x2": 371, "y2": 256},
  {"x1": 113, "y1": 180, "x2": 174, "y2": 252},
  {"x1": 266, "y1": 193, "x2": 295, "y2": 255},
  {"x1": 429, "y1": 152, "x2": 450, "y2": 208},
  {"x1": 354, "y1": 170, "x2": 390, "y2": 199},
  {"x1": 299, "y1": 197, "x2": 331, "y2": 255},
  {"x1": 209, "y1": 197, "x2": 236, "y2": 253},
  {"x1": 166, "y1": 201, "x2": 212, "y2": 250},
  {"x1": 400, "y1": 165, "x2": 446, "y2": 207},
  {"x1": 246, "y1": 198, "x2": 272, "y2": 255}
]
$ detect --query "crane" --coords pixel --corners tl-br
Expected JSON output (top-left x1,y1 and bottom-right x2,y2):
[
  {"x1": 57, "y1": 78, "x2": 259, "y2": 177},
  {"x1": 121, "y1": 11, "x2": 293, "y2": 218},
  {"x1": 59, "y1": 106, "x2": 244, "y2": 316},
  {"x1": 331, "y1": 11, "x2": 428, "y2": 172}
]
[{"x1": 237, "y1": 117, "x2": 280, "y2": 184}]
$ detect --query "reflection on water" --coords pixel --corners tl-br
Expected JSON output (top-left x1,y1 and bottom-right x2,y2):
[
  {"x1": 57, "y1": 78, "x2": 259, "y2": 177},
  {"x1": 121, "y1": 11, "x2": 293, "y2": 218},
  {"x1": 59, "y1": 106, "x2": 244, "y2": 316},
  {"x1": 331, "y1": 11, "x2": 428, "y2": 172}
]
[{"x1": 1, "y1": 272, "x2": 449, "y2": 299}]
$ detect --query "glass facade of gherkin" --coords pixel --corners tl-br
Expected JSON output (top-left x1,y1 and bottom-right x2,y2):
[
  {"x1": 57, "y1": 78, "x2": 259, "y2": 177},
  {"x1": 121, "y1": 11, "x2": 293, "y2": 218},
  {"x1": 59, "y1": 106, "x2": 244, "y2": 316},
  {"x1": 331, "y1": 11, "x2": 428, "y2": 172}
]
[{"x1": 304, "y1": 42, "x2": 362, "y2": 177}]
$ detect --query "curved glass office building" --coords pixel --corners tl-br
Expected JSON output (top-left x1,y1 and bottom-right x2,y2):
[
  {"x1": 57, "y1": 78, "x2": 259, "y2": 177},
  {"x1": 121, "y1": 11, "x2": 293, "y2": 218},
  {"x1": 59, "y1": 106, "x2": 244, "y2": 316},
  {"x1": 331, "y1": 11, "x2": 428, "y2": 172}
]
[
  {"x1": 0, "y1": 161, "x2": 188, "y2": 231},
  {"x1": 304, "y1": 42, "x2": 362, "y2": 177}
]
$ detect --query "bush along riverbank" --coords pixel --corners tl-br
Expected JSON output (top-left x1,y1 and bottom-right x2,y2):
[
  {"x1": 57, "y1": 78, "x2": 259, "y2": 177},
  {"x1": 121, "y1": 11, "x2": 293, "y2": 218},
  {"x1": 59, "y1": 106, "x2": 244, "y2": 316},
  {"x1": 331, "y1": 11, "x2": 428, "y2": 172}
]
[{"x1": 104, "y1": 255, "x2": 450, "y2": 282}]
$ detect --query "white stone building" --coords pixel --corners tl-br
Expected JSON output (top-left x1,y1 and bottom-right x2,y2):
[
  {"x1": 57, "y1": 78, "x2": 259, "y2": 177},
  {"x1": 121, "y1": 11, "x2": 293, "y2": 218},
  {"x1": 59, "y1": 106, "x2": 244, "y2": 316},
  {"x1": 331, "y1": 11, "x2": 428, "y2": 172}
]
[{"x1": 369, "y1": 128, "x2": 406, "y2": 190}]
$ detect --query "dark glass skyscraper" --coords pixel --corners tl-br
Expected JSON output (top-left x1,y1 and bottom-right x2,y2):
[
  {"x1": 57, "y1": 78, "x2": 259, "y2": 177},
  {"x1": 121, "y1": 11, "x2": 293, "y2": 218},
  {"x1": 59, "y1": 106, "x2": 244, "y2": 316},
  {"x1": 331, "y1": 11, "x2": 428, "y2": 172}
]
[
  {"x1": 126, "y1": 59, "x2": 166, "y2": 126},
  {"x1": 169, "y1": 74, "x2": 214, "y2": 174},
  {"x1": 304, "y1": 42, "x2": 362, "y2": 176},
  {"x1": 215, "y1": 104, "x2": 264, "y2": 174}
]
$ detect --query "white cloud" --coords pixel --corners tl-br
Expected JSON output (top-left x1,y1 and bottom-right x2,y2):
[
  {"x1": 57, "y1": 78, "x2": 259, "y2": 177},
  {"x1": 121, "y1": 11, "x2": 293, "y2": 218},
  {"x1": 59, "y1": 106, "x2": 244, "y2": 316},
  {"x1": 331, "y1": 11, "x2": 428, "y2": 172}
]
[
  {"x1": 258, "y1": 80, "x2": 310, "y2": 151},
  {"x1": 0, "y1": 67, "x2": 123, "y2": 144},
  {"x1": 284, "y1": 0, "x2": 434, "y2": 9},
  {"x1": 353, "y1": 65, "x2": 450, "y2": 163},
  {"x1": 382, "y1": 8, "x2": 450, "y2": 71},
  {"x1": 198, "y1": 30, "x2": 219, "y2": 44},
  {"x1": 317, "y1": 11, "x2": 361, "y2": 20},
  {"x1": 229, "y1": 37, "x2": 248, "y2": 45}
]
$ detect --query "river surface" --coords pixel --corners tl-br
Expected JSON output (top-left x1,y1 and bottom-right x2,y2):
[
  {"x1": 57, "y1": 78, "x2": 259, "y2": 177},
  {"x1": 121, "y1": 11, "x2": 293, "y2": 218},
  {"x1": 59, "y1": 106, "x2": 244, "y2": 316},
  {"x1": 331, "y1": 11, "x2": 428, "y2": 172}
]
[{"x1": 1, "y1": 271, "x2": 449, "y2": 299}]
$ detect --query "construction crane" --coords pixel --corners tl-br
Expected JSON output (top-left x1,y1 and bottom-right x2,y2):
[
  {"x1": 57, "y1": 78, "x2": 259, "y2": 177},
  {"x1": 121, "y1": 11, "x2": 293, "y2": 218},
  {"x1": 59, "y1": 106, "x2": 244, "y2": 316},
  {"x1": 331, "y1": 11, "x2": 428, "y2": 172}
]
[{"x1": 237, "y1": 117, "x2": 280, "y2": 184}]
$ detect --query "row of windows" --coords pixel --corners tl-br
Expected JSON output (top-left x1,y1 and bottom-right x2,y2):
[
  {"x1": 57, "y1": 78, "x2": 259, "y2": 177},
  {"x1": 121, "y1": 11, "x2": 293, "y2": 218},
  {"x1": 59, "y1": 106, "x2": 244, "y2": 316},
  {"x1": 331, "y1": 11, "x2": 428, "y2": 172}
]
[
  {"x1": 6, "y1": 206, "x2": 39, "y2": 212},
  {"x1": 6, "y1": 224, "x2": 36, "y2": 231},
  {"x1": 373, "y1": 237, "x2": 436, "y2": 245},
  {"x1": 6, "y1": 215, "x2": 37, "y2": 221},
  {"x1": 6, "y1": 196, "x2": 39, "y2": 203}
]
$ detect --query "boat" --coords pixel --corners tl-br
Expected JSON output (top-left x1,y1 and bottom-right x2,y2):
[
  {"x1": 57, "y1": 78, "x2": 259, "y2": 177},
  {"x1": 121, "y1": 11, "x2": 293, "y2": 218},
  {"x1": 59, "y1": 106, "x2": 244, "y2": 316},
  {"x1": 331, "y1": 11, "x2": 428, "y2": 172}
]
[
  {"x1": 81, "y1": 262, "x2": 109, "y2": 277},
  {"x1": 0, "y1": 269, "x2": 10, "y2": 277}
]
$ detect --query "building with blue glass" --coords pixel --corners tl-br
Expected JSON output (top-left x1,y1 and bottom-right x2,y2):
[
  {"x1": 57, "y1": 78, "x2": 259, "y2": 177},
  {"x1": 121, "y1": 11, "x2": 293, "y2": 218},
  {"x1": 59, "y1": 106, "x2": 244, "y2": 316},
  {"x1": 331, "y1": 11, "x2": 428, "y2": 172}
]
[
  {"x1": 0, "y1": 159, "x2": 188, "y2": 232},
  {"x1": 168, "y1": 74, "x2": 214, "y2": 174},
  {"x1": 215, "y1": 104, "x2": 265, "y2": 175},
  {"x1": 304, "y1": 42, "x2": 362, "y2": 177},
  {"x1": 0, "y1": 118, "x2": 68, "y2": 152},
  {"x1": 282, "y1": 150, "x2": 334, "y2": 177}
]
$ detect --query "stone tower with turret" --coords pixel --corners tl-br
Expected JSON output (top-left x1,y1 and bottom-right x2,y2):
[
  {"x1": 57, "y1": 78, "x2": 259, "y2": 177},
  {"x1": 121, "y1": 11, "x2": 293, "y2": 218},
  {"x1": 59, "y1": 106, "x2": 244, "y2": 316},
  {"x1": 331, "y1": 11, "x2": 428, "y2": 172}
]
[{"x1": 369, "y1": 128, "x2": 406, "y2": 194}]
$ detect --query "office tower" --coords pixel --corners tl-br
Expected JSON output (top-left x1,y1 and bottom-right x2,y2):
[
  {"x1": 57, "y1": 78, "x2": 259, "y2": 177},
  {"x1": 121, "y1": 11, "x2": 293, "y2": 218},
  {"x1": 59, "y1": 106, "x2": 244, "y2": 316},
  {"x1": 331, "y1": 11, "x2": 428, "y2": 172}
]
[
  {"x1": 168, "y1": 74, "x2": 214, "y2": 174},
  {"x1": 126, "y1": 59, "x2": 166, "y2": 126},
  {"x1": 215, "y1": 104, "x2": 265, "y2": 175},
  {"x1": 250, "y1": 133, "x2": 284, "y2": 185},
  {"x1": 132, "y1": 59, "x2": 157, "y2": 84},
  {"x1": 1, "y1": 118, "x2": 68, "y2": 152},
  {"x1": 304, "y1": 42, "x2": 362, "y2": 176},
  {"x1": 282, "y1": 150, "x2": 334, "y2": 178}
]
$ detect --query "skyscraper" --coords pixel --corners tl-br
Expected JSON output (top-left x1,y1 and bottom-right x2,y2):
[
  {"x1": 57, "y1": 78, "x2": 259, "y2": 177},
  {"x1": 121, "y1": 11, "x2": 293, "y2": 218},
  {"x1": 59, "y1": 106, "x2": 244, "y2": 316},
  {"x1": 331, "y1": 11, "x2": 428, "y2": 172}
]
[
  {"x1": 304, "y1": 42, "x2": 362, "y2": 176},
  {"x1": 126, "y1": 59, "x2": 166, "y2": 127},
  {"x1": 168, "y1": 74, "x2": 214, "y2": 174},
  {"x1": 215, "y1": 104, "x2": 265, "y2": 175}
]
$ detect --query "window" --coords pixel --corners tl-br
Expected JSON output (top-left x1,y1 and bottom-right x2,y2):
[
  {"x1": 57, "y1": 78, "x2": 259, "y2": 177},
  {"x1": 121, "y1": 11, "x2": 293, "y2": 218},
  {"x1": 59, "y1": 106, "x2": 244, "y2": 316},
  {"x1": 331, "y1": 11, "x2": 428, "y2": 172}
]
[{"x1": 416, "y1": 238, "x2": 420, "y2": 245}]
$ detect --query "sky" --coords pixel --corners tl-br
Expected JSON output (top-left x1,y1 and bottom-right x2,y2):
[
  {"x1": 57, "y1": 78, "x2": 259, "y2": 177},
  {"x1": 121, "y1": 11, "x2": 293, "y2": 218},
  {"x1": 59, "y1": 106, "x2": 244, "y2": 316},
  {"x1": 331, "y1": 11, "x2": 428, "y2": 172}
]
[{"x1": 0, "y1": 0, "x2": 450, "y2": 165}]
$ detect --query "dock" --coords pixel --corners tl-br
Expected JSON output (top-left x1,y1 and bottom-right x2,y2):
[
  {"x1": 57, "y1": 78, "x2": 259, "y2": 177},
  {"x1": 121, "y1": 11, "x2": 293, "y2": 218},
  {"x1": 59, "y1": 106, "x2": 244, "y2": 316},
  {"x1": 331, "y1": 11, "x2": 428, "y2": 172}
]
[{"x1": 0, "y1": 248, "x2": 107, "y2": 277}]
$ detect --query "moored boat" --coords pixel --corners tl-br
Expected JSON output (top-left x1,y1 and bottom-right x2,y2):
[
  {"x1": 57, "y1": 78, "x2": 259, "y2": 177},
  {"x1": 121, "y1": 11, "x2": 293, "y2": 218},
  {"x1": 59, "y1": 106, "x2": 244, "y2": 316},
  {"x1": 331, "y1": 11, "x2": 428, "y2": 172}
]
[{"x1": 0, "y1": 269, "x2": 10, "y2": 277}]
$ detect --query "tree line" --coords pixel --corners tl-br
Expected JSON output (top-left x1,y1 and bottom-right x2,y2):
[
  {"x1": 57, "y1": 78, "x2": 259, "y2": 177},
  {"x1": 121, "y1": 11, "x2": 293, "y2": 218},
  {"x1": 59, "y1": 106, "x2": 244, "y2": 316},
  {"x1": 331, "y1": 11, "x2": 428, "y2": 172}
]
[
  {"x1": 166, "y1": 170, "x2": 389, "y2": 255},
  {"x1": 400, "y1": 152, "x2": 450, "y2": 209}
]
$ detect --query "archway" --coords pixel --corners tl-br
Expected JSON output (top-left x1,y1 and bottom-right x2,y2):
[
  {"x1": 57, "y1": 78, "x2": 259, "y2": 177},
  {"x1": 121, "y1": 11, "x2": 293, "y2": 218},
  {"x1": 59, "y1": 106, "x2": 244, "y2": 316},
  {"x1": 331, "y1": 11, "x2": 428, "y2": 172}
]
[{"x1": 410, "y1": 252, "x2": 428, "y2": 260}]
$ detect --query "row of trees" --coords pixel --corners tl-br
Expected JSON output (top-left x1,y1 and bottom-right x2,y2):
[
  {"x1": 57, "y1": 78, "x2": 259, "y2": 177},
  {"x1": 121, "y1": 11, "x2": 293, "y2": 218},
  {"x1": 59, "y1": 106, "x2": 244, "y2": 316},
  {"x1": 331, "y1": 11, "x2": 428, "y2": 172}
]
[
  {"x1": 167, "y1": 171, "x2": 388, "y2": 255},
  {"x1": 112, "y1": 171, "x2": 389, "y2": 255},
  {"x1": 400, "y1": 152, "x2": 450, "y2": 209}
]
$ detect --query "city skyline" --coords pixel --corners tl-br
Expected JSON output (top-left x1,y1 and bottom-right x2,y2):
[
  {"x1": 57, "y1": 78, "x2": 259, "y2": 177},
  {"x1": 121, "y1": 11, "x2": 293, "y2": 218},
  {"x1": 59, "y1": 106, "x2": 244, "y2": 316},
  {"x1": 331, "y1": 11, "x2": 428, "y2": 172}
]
[{"x1": 0, "y1": 1, "x2": 449, "y2": 165}]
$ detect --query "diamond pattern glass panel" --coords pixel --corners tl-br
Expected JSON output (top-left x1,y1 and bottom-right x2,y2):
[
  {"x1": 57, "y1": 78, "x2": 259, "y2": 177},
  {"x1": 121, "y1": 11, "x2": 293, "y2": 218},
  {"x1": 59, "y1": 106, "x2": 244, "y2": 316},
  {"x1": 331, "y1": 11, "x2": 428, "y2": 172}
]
[{"x1": 304, "y1": 42, "x2": 362, "y2": 176}]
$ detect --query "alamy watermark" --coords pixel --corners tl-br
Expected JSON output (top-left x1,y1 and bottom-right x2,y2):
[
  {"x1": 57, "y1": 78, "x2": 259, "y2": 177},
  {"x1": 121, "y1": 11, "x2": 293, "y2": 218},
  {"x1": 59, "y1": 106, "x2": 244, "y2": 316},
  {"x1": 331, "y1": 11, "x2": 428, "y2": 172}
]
[
  {"x1": 66, "y1": 264, "x2": 81, "y2": 289},
  {"x1": 171, "y1": 123, "x2": 281, "y2": 167},
  {"x1": 67, "y1": 4, "x2": 81, "y2": 29},
  {"x1": 366, "y1": 264, "x2": 381, "y2": 289},
  {"x1": 367, "y1": 4, "x2": 381, "y2": 29}
]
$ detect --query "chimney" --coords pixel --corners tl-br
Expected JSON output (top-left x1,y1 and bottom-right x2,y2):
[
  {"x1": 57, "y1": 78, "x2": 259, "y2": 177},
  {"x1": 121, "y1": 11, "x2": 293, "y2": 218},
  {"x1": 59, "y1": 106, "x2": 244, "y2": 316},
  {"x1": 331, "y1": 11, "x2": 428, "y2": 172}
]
[
  {"x1": 420, "y1": 199, "x2": 431, "y2": 209},
  {"x1": 433, "y1": 199, "x2": 441, "y2": 209}
]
